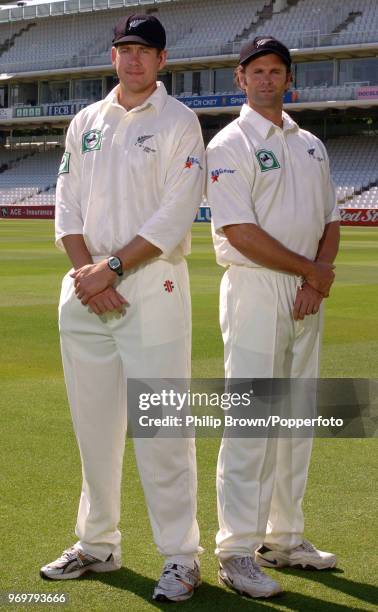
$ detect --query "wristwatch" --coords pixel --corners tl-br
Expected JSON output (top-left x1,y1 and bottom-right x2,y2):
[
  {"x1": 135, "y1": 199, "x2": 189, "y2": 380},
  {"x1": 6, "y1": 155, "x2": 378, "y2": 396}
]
[{"x1": 107, "y1": 256, "x2": 123, "y2": 277}]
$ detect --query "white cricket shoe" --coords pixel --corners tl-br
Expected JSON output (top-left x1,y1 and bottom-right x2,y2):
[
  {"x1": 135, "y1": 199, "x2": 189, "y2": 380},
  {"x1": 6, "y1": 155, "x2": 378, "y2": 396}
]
[
  {"x1": 40, "y1": 546, "x2": 121, "y2": 580},
  {"x1": 218, "y1": 556, "x2": 282, "y2": 598},
  {"x1": 152, "y1": 561, "x2": 201, "y2": 602},
  {"x1": 255, "y1": 540, "x2": 337, "y2": 570}
]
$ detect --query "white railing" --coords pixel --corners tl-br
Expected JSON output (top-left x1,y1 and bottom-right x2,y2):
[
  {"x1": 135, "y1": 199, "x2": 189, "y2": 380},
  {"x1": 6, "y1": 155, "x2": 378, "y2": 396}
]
[
  {"x1": 0, "y1": 0, "x2": 181, "y2": 22},
  {"x1": 5, "y1": 135, "x2": 66, "y2": 148}
]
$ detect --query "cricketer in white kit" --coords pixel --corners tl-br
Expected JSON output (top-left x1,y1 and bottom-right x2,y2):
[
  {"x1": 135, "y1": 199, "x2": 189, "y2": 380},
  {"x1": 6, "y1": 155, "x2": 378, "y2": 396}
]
[
  {"x1": 40, "y1": 14, "x2": 204, "y2": 603},
  {"x1": 206, "y1": 36, "x2": 340, "y2": 599}
]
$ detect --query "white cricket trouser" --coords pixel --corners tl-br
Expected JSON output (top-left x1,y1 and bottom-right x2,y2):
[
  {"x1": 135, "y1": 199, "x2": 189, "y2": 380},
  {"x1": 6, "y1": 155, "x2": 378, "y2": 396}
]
[
  {"x1": 59, "y1": 258, "x2": 200, "y2": 566},
  {"x1": 216, "y1": 266, "x2": 322, "y2": 558}
]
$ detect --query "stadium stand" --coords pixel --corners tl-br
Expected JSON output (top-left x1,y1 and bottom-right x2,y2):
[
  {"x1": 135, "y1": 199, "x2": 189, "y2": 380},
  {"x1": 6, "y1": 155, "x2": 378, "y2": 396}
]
[
  {"x1": 0, "y1": 0, "x2": 269, "y2": 72},
  {"x1": 0, "y1": 0, "x2": 377, "y2": 217},
  {"x1": 337, "y1": 0, "x2": 378, "y2": 44},
  {"x1": 2, "y1": 136, "x2": 378, "y2": 207},
  {"x1": 0, "y1": 150, "x2": 60, "y2": 205},
  {"x1": 239, "y1": 0, "x2": 378, "y2": 48},
  {"x1": 1, "y1": 0, "x2": 378, "y2": 72}
]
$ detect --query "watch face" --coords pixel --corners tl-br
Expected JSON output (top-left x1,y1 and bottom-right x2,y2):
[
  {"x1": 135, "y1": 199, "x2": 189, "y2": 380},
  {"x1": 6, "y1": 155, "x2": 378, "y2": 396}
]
[{"x1": 109, "y1": 257, "x2": 121, "y2": 271}]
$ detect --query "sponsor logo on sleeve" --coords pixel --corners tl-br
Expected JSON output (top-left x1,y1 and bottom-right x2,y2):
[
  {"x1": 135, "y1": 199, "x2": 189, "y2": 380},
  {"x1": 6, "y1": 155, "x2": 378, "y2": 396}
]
[
  {"x1": 185, "y1": 156, "x2": 203, "y2": 170},
  {"x1": 256, "y1": 150, "x2": 280, "y2": 172},
  {"x1": 210, "y1": 168, "x2": 236, "y2": 183},
  {"x1": 58, "y1": 151, "x2": 70, "y2": 175},
  {"x1": 82, "y1": 129, "x2": 103, "y2": 153},
  {"x1": 135, "y1": 134, "x2": 156, "y2": 154},
  {"x1": 307, "y1": 148, "x2": 324, "y2": 162}
]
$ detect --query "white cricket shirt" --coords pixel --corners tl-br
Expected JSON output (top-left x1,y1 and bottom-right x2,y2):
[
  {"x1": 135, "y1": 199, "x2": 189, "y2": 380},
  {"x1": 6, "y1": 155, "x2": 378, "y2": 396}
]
[
  {"x1": 55, "y1": 82, "x2": 204, "y2": 258},
  {"x1": 206, "y1": 104, "x2": 340, "y2": 267}
]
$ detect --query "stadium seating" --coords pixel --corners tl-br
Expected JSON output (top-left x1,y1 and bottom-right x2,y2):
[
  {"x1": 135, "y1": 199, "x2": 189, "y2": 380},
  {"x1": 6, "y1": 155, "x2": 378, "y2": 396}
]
[
  {"x1": 2, "y1": 135, "x2": 378, "y2": 207},
  {"x1": 294, "y1": 86, "x2": 359, "y2": 103},
  {"x1": 241, "y1": 0, "x2": 378, "y2": 48},
  {"x1": 0, "y1": 0, "x2": 268, "y2": 72},
  {"x1": 1, "y1": 0, "x2": 377, "y2": 72},
  {"x1": 0, "y1": 149, "x2": 60, "y2": 205},
  {"x1": 335, "y1": 0, "x2": 378, "y2": 45},
  {"x1": 328, "y1": 135, "x2": 378, "y2": 206}
]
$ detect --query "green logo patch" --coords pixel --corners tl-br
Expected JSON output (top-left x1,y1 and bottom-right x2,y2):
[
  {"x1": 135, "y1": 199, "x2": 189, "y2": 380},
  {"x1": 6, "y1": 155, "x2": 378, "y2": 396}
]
[
  {"x1": 82, "y1": 129, "x2": 102, "y2": 153},
  {"x1": 256, "y1": 149, "x2": 280, "y2": 172},
  {"x1": 58, "y1": 151, "x2": 70, "y2": 175}
]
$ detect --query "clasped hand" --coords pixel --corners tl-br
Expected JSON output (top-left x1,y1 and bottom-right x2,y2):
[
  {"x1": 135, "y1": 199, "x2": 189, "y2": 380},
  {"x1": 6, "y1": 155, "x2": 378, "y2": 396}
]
[
  {"x1": 71, "y1": 262, "x2": 128, "y2": 314},
  {"x1": 293, "y1": 282, "x2": 323, "y2": 321}
]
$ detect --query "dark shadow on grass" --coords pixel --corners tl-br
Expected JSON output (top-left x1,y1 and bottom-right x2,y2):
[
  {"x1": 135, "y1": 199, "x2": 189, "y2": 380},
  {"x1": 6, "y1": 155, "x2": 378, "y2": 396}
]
[
  {"x1": 88, "y1": 567, "x2": 368, "y2": 611},
  {"x1": 277, "y1": 566, "x2": 378, "y2": 607}
]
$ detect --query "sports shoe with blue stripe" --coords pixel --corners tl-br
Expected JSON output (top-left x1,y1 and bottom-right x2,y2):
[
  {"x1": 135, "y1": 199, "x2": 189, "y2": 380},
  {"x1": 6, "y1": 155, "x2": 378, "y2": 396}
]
[
  {"x1": 153, "y1": 561, "x2": 201, "y2": 602},
  {"x1": 40, "y1": 546, "x2": 121, "y2": 580}
]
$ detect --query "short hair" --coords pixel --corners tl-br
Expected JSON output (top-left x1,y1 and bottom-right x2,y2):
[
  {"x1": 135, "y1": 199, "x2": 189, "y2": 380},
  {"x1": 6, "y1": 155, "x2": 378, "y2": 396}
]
[{"x1": 234, "y1": 65, "x2": 245, "y2": 92}]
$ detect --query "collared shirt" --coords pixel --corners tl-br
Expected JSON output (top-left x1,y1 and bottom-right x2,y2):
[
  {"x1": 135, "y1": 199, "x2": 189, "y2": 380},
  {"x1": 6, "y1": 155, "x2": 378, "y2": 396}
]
[
  {"x1": 206, "y1": 104, "x2": 340, "y2": 268},
  {"x1": 55, "y1": 82, "x2": 204, "y2": 258}
]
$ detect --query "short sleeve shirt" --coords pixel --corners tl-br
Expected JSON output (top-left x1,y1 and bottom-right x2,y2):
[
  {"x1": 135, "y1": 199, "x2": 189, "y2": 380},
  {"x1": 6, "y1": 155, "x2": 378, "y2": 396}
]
[
  {"x1": 206, "y1": 104, "x2": 340, "y2": 267},
  {"x1": 55, "y1": 82, "x2": 205, "y2": 258}
]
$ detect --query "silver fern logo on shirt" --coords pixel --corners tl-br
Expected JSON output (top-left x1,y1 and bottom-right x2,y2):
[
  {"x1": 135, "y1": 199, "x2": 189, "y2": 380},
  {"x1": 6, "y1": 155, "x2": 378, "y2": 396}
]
[
  {"x1": 308, "y1": 148, "x2": 324, "y2": 162},
  {"x1": 82, "y1": 129, "x2": 103, "y2": 153},
  {"x1": 135, "y1": 135, "x2": 156, "y2": 154}
]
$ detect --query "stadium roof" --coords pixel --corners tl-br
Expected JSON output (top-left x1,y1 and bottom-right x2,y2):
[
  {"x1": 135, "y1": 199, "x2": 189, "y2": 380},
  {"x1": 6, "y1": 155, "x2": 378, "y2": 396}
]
[{"x1": 0, "y1": 0, "x2": 60, "y2": 8}]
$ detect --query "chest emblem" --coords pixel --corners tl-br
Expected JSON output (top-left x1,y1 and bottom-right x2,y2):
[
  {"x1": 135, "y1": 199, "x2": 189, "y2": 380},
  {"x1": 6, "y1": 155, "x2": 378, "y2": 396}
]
[
  {"x1": 135, "y1": 134, "x2": 156, "y2": 154},
  {"x1": 82, "y1": 129, "x2": 103, "y2": 153},
  {"x1": 308, "y1": 148, "x2": 324, "y2": 162},
  {"x1": 256, "y1": 149, "x2": 280, "y2": 172}
]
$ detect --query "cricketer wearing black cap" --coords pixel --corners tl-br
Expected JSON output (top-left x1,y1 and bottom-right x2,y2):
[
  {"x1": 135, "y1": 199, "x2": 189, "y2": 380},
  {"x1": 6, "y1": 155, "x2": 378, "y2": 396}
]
[
  {"x1": 234, "y1": 35, "x2": 293, "y2": 118},
  {"x1": 112, "y1": 14, "x2": 166, "y2": 50},
  {"x1": 206, "y1": 31, "x2": 339, "y2": 601},
  {"x1": 239, "y1": 36, "x2": 292, "y2": 69}
]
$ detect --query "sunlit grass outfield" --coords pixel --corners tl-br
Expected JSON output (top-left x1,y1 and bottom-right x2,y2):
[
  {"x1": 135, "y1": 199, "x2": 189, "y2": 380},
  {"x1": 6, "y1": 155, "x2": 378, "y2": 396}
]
[{"x1": 0, "y1": 221, "x2": 377, "y2": 612}]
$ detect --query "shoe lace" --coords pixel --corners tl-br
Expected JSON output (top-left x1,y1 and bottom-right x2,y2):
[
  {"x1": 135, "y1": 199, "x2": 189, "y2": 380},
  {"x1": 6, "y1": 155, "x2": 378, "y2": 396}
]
[
  {"x1": 162, "y1": 562, "x2": 197, "y2": 582},
  {"x1": 60, "y1": 546, "x2": 91, "y2": 564},
  {"x1": 163, "y1": 563, "x2": 185, "y2": 576},
  {"x1": 236, "y1": 556, "x2": 264, "y2": 579},
  {"x1": 297, "y1": 539, "x2": 316, "y2": 553},
  {"x1": 60, "y1": 547, "x2": 79, "y2": 561}
]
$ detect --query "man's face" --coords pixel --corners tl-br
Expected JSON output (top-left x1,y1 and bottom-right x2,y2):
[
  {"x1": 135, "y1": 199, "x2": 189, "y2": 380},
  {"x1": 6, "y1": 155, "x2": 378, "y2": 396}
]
[
  {"x1": 239, "y1": 53, "x2": 291, "y2": 108},
  {"x1": 111, "y1": 43, "x2": 167, "y2": 94}
]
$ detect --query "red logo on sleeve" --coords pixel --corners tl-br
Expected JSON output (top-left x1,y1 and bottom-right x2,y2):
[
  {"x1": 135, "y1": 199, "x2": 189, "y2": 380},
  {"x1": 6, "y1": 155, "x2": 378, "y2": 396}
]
[{"x1": 164, "y1": 280, "x2": 175, "y2": 293}]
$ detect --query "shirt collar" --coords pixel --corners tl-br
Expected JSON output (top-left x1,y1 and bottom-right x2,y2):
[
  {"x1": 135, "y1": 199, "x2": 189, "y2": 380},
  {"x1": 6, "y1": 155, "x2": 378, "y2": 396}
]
[
  {"x1": 104, "y1": 81, "x2": 167, "y2": 115},
  {"x1": 282, "y1": 110, "x2": 298, "y2": 133},
  {"x1": 239, "y1": 104, "x2": 298, "y2": 138}
]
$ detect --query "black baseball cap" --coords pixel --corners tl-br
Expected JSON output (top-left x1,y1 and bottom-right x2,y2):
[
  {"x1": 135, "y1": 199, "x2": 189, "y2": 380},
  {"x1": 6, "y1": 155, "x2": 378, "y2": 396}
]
[
  {"x1": 239, "y1": 36, "x2": 291, "y2": 69},
  {"x1": 112, "y1": 14, "x2": 166, "y2": 49}
]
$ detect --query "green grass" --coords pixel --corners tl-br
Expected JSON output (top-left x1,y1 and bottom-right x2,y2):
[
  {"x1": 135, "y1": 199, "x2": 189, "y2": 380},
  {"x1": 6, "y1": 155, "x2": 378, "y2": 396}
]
[{"x1": 0, "y1": 221, "x2": 377, "y2": 611}]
